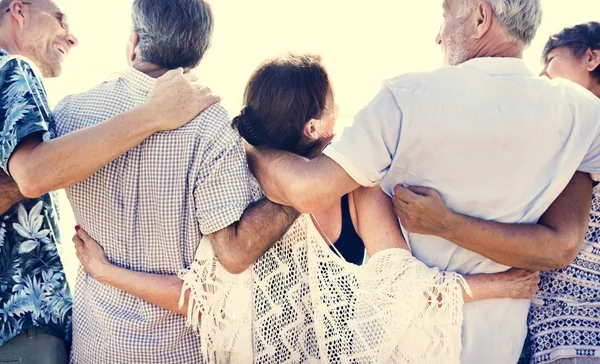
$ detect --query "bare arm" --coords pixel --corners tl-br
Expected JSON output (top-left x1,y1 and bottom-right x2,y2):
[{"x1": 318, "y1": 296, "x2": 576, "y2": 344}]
[
  {"x1": 209, "y1": 198, "x2": 300, "y2": 274},
  {"x1": 461, "y1": 269, "x2": 540, "y2": 302},
  {"x1": 351, "y1": 186, "x2": 539, "y2": 302},
  {"x1": 8, "y1": 69, "x2": 219, "y2": 198},
  {"x1": 0, "y1": 172, "x2": 24, "y2": 215},
  {"x1": 393, "y1": 172, "x2": 593, "y2": 271},
  {"x1": 246, "y1": 145, "x2": 359, "y2": 213},
  {"x1": 97, "y1": 266, "x2": 189, "y2": 316},
  {"x1": 351, "y1": 186, "x2": 410, "y2": 255},
  {"x1": 73, "y1": 228, "x2": 189, "y2": 315}
]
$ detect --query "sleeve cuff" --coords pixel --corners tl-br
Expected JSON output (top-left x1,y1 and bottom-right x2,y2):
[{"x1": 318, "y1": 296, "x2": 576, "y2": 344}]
[
  {"x1": 323, "y1": 145, "x2": 377, "y2": 187},
  {"x1": 198, "y1": 203, "x2": 248, "y2": 235}
]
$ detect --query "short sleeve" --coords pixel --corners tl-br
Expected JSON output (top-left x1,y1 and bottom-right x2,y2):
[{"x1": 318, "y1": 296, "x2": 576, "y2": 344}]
[
  {"x1": 578, "y1": 105, "x2": 600, "y2": 181},
  {"x1": 323, "y1": 87, "x2": 403, "y2": 186},
  {"x1": 0, "y1": 58, "x2": 51, "y2": 174},
  {"x1": 194, "y1": 125, "x2": 254, "y2": 235}
]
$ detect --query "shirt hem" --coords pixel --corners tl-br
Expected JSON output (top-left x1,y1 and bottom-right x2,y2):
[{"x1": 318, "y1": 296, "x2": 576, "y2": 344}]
[{"x1": 322, "y1": 146, "x2": 377, "y2": 187}]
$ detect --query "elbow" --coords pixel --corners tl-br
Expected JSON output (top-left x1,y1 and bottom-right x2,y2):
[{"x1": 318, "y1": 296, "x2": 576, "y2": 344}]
[
  {"x1": 219, "y1": 257, "x2": 251, "y2": 275},
  {"x1": 11, "y1": 168, "x2": 48, "y2": 198},
  {"x1": 284, "y1": 183, "x2": 322, "y2": 214},
  {"x1": 545, "y1": 234, "x2": 583, "y2": 270},
  {"x1": 214, "y1": 243, "x2": 252, "y2": 275}
]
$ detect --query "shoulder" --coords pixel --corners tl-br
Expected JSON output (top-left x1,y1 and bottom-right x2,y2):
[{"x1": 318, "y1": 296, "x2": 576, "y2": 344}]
[
  {"x1": 55, "y1": 76, "x2": 122, "y2": 111},
  {"x1": 548, "y1": 77, "x2": 600, "y2": 108},
  {"x1": 0, "y1": 56, "x2": 46, "y2": 100},
  {"x1": 384, "y1": 66, "x2": 463, "y2": 93},
  {"x1": 53, "y1": 77, "x2": 125, "y2": 126},
  {"x1": 186, "y1": 103, "x2": 240, "y2": 144},
  {"x1": 0, "y1": 55, "x2": 38, "y2": 78}
]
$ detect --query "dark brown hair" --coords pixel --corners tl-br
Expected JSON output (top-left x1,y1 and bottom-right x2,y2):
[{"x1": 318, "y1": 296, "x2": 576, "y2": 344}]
[
  {"x1": 543, "y1": 22, "x2": 600, "y2": 81},
  {"x1": 232, "y1": 53, "x2": 332, "y2": 156}
]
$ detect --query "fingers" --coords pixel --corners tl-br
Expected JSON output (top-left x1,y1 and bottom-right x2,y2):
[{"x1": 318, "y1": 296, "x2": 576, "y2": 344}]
[
  {"x1": 72, "y1": 234, "x2": 83, "y2": 250},
  {"x1": 393, "y1": 196, "x2": 410, "y2": 210},
  {"x1": 393, "y1": 184, "x2": 420, "y2": 203},
  {"x1": 76, "y1": 226, "x2": 93, "y2": 242},
  {"x1": 408, "y1": 185, "x2": 438, "y2": 197},
  {"x1": 158, "y1": 68, "x2": 184, "y2": 82},
  {"x1": 194, "y1": 85, "x2": 210, "y2": 96},
  {"x1": 184, "y1": 72, "x2": 199, "y2": 83}
]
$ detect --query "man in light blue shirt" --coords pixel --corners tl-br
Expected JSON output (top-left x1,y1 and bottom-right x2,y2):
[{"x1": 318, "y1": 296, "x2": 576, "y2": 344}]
[{"x1": 246, "y1": 0, "x2": 600, "y2": 363}]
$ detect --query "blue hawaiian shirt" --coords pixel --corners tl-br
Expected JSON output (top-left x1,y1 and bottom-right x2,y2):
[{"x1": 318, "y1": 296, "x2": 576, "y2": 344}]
[{"x1": 0, "y1": 48, "x2": 71, "y2": 345}]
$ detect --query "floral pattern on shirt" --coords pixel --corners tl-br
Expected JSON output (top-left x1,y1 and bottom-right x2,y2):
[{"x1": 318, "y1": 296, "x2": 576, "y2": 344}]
[{"x1": 0, "y1": 48, "x2": 71, "y2": 345}]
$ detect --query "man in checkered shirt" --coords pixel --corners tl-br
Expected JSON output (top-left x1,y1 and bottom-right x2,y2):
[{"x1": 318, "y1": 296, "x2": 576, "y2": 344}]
[{"x1": 54, "y1": 0, "x2": 299, "y2": 363}]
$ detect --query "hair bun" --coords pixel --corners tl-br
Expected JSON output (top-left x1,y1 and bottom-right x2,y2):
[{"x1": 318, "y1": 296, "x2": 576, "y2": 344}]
[{"x1": 233, "y1": 107, "x2": 263, "y2": 146}]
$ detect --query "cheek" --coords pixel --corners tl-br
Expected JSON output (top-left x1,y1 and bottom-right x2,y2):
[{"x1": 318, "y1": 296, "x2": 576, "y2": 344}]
[
  {"x1": 546, "y1": 61, "x2": 569, "y2": 79},
  {"x1": 547, "y1": 60, "x2": 587, "y2": 86}
]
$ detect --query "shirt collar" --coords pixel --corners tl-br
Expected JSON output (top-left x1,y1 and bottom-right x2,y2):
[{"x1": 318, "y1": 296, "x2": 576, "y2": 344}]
[
  {"x1": 121, "y1": 67, "x2": 157, "y2": 96},
  {"x1": 0, "y1": 47, "x2": 44, "y2": 80},
  {"x1": 457, "y1": 57, "x2": 533, "y2": 77}
]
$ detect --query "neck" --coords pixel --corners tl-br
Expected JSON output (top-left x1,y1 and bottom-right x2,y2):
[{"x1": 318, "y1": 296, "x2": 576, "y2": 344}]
[
  {"x1": 590, "y1": 81, "x2": 600, "y2": 99},
  {"x1": 132, "y1": 61, "x2": 169, "y2": 78},
  {"x1": 470, "y1": 32, "x2": 524, "y2": 60},
  {"x1": 0, "y1": 28, "x2": 24, "y2": 57}
]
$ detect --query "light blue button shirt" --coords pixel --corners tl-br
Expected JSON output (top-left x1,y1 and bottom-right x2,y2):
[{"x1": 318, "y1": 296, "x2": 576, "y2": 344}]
[{"x1": 324, "y1": 57, "x2": 600, "y2": 364}]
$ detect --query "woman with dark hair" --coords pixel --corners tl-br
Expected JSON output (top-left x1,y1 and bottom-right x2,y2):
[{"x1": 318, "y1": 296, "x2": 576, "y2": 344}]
[
  {"x1": 231, "y1": 53, "x2": 362, "y2": 264},
  {"x1": 525, "y1": 22, "x2": 600, "y2": 364}
]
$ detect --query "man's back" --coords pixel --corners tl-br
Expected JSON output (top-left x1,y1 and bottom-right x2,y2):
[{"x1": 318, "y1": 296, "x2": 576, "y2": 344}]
[
  {"x1": 326, "y1": 57, "x2": 600, "y2": 364},
  {"x1": 382, "y1": 58, "x2": 600, "y2": 274},
  {"x1": 392, "y1": 59, "x2": 600, "y2": 363},
  {"x1": 54, "y1": 68, "x2": 253, "y2": 363}
]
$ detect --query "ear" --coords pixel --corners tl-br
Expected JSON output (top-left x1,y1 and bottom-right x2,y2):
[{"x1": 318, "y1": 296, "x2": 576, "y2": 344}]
[
  {"x1": 473, "y1": 1, "x2": 493, "y2": 39},
  {"x1": 7, "y1": 1, "x2": 27, "y2": 29},
  {"x1": 127, "y1": 32, "x2": 139, "y2": 64},
  {"x1": 302, "y1": 119, "x2": 320, "y2": 142},
  {"x1": 586, "y1": 48, "x2": 600, "y2": 73}
]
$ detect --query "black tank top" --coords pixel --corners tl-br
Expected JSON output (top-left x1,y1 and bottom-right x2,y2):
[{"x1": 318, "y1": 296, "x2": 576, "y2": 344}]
[{"x1": 330, "y1": 194, "x2": 366, "y2": 265}]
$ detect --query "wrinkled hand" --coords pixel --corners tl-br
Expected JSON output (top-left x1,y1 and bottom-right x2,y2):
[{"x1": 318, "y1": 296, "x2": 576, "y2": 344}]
[
  {"x1": 393, "y1": 184, "x2": 453, "y2": 236},
  {"x1": 496, "y1": 268, "x2": 540, "y2": 299},
  {"x1": 73, "y1": 226, "x2": 112, "y2": 283},
  {"x1": 146, "y1": 68, "x2": 220, "y2": 131}
]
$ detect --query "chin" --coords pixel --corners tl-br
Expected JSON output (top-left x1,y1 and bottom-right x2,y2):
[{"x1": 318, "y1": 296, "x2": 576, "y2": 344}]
[{"x1": 47, "y1": 65, "x2": 63, "y2": 78}]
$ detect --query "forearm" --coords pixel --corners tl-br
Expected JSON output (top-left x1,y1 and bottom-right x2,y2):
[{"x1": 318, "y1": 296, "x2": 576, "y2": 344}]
[
  {"x1": 462, "y1": 274, "x2": 510, "y2": 302},
  {"x1": 442, "y1": 215, "x2": 564, "y2": 270},
  {"x1": 441, "y1": 173, "x2": 592, "y2": 270},
  {"x1": 0, "y1": 172, "x2": 24, "y2": 215},
  {"x1": 9, "y1": 105, "x2": 159, "y2": 198},
  {"x1": 247, "y1": 147, "x2": 357, "y2": 213},
  {"x1": 98, "y1": 264, "x2": 188, "y2": 315},
  {"x1": 211, "y1": 198, "x2": 300, "y2": 274}
]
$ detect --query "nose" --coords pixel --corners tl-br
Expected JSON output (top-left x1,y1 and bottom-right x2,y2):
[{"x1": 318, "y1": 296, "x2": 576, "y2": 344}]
[
  {"x1": 436, "y1": 33, "x2": 442, "y2": 45},
  {"x1": 539, "y1": 65, "x2": 548, "y2": 78},
  {"x1": 66, "y1": 33, "x2": 79, "y2": 48}
]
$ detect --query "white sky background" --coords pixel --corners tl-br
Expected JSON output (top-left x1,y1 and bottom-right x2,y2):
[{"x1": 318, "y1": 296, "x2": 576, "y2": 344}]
[{"x1": 46, "y1": 1, "x2": 600, "y2": 283}]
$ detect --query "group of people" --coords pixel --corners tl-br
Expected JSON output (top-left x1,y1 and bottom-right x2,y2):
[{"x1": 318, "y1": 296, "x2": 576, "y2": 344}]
[{"x1": 0, "y1": 0, "x2": 599, "y2": 363}]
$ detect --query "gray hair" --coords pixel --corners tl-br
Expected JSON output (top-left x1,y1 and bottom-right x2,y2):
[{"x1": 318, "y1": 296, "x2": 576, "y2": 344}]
[
  {"x1": 460, "y1": 0, "x2": 542, "y2": 45},
  {"x1": 132, "y1": 0, "x2": 213, "y2": 69}
]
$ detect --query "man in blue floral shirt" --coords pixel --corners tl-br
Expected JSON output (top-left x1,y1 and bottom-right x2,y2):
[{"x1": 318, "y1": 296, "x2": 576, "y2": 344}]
[{"x1": 0, "y1": 0, "x2": 219, "y2": 362}]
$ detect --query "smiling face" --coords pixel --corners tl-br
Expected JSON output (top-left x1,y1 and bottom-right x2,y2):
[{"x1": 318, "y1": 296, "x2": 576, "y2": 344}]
[
  {"x1": 540, "y1": 46, "x2": 600, "y2": 92},
  {"x1": 14, "y1": 0, "x2": 78, "y2": 77}
]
